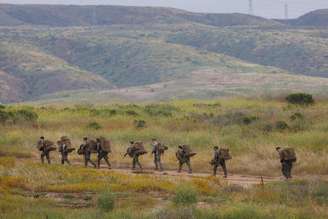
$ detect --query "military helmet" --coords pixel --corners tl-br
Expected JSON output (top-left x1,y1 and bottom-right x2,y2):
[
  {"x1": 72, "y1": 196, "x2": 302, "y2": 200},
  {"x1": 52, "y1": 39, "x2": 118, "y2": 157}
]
[
  {"x1": 214, "y1": 146, "x2": 219, "y2": 150},
  {"x1": 276, "y1": 147, "x2": 281, "y2": 151},
  {"x1": 83, "y1": 137, "x2": 88, "y2": 141},
  {"x1": 130, "y1": 141, "x2": 134, "y2": 144},
  {"x1": 40, "y1": 136, "x2": 45, "y2": 139}
]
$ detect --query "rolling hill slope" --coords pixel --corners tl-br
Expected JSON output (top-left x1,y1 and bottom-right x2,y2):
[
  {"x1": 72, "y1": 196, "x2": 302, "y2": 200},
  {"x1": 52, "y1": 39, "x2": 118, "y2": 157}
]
[
  {"x1": 0, "y1": 4, "x2": 279, "y2": 27},
  {"x1": 0, "y1": 4, "x2": 328, "y2": 103}
]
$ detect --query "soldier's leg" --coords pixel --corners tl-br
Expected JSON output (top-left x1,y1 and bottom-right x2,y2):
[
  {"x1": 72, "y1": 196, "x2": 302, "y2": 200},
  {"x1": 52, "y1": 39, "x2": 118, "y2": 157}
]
[
  {"x1": 288, "y1": 161, "x2": 293, "y2": 178},
  {"x1": 282, "y1": 162, "x2": 288, "y2": 179},
  {"x1": 136, "y1": 156, "x2": 142, "y2": 169},
  {"x1": 41, "y1": 152, "x2": 45, "y2": 163},
  {"x1": 103, "y1": 152, "x2": 111, "y2": 168},
  {"x1": 132, "y1": 156, "x2": 137, "y2": 170},
  {"x1": 154, "y1": 155, "x2": 158, "y2": 170},
  {"x1": 186, "y1": 160, "x2": 192, "y2": 174},
  {"x1": 84, "y1": 155, "x2": 88, "y2": 167},
  {"x1": 97, "y1": 153, "x2": 102, "y2": 169},
  {"x1": 46, "y1": 152, "x2": 51, "y2": 164},
  {"x1": 88, "y1": 157, "x2": 97, "y2": 168},
  {"x1": 178, "y1": 161, "x2": 183, "y2": 172},
  {"x1": 213, "y1": 164, "x2": 218, "y2": 176},
  {"x1": 65, "y1": 154, "x2": 71, "y2": 165},
  {"x1": 220, "y1": 160, "x2": 228, "y2": 178},
  {"x1": 61, "y1": 153, "x2": 65, "y2": 164},
  {"x1": 158, "y1": 156, "x2": 163, "y2": 171}
]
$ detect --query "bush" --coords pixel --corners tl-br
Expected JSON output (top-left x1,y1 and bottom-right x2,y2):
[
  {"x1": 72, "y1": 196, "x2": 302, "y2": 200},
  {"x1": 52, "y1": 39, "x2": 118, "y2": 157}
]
[
  {"x1": 97, "y1": 191, "x2": 115, "y2": 212},
  {"x1": 13, "y1": 109, "x2": 38, "y2": 123},
  {"x1": 87, "y1": 122, "x2": 102, "y2": 130},
  {"x1": 275, "y1": 121, "x2": 289, "y2": 130},
  {"x1": 286, "y1": 93, "x2": 314, "y2": 106},
  {"x1": 173, "y1": 184, "x2": 198, "y2": 206},
  {"x1": 134, "y1": 120, "x2": 146, "y2": 128},
  {"x1": 144, "y1": 104, "x2": 178, "y2": 117},
  {"x1": 290, "y1": 112, "x2": 304, "y2": 121}
]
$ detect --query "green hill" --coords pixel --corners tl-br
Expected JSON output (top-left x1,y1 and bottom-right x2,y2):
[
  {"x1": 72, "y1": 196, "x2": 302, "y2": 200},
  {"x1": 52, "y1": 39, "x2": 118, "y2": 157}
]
[{"x1": 1, "y1": 5, "x2": 328, "y2": 103}]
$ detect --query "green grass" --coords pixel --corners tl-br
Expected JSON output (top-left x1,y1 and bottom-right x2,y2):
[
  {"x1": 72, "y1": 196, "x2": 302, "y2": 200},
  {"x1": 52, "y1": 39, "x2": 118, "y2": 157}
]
[{"x1": 1, "y1": 98, "x2": 328, "y2": 218}]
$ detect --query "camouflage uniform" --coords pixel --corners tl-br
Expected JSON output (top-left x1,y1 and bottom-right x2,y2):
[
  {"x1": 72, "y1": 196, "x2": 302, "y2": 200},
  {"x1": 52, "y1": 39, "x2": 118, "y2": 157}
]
[
  {"x1": 152, "y1": 140, "x2": 163, "y2": 171},
  {"x1": 176, "y1": 146, "x2": 192, "y2": 174},
  {"x1": 59, "y1": 143, "x2": 70, "y2": 165},
  {"x1": 96, "y1": 139, "x2": 111, "y2": 169},
  {"x1": 277, "y1": 147, "x2": 294, "y2": 179},
  {"x1": 132, "y1": 154, "x2": 142, "y2": 170},
  {"x1": 124, "y1": 142, "x2": 142, "y2": 170},
  {"x1": 83, "y1": 139, "x2": 96, "y2": 168},
  {"x1": 38, "y1": 138, "x2": 51, "y2": 164},
  {"x1": 212, "y1": 148, "x2": 227, "y2": 178}
]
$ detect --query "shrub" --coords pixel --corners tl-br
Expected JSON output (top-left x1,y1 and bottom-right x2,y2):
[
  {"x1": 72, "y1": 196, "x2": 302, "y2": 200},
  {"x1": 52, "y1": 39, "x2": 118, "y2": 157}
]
[
  {"x1": 286, "y1": 93, "x2": 314, "y2": 106},
  {"x1": 144, "y1": 104, "x2": 178, "y2": 117},
  {"x1": 87, "y1": 122, "x2": 102, "y2": 130},
  {"x1": 134, "y1": 120, "x2": 146, "y2": 128},
  {"x1": 275, "y1": 121, "x2": 289, "y2": 130},
  {"x1": 290, "y1": 112, "x2": 304, "y2": 121},
  {"x1": 125, "y1": 110, "x2": 139, "y2": 116},
  {"x1": 97, "y1": 191, "x2": 115, "y2": 212},
  {"x1": 0, "y1": 110, "x2": 11, "y2": 124},
  {"x1": 13, "y1": 109, "x2": 38, "y2": 123},
  {"x1": 173, "y1": 184, "x2": 198, "y2": 206}
]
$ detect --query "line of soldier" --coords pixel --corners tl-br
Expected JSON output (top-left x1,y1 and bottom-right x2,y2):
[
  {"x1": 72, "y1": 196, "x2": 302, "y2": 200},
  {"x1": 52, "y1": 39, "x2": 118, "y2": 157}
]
[{"x1": 37, "y1": 136, "x2": 296, "y2": 179}]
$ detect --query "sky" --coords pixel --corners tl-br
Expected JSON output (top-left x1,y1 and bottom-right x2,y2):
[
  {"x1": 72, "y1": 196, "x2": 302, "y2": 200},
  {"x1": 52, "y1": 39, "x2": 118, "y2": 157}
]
[{"x1": 1, "y1": 0, "x2": 328, "y2": 19}]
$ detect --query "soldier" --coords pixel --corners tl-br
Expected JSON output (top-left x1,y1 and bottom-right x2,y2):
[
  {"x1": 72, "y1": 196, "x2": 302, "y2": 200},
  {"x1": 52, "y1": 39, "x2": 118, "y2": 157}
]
[
  {"x1": 151, "y1": 138, "x2": 163, "y2": 171},
  {"x1": 37, "y1": 136, "x2": 51, "y2": 164},
  {"x1": 96, "y1": 138, "x2": 111, "y2": 169},
  {"x1": 276, "y1": 147, "x2": 295, "y2": 179},
  {"x1": 176, "y1": 145, "x2": 192, "y2": 174},
  {"x1": 59, "y1": 140, "x2": 70, "y2": 165},
  {"x1": 211, "y1": 146, "x2": 228, "y2": 178},
  {"x1": 82, "y1": 137, "x2": 96, "y2": 168},
  {"x1": 124, "y1": 141, "x2": 143, "y2": 170}
]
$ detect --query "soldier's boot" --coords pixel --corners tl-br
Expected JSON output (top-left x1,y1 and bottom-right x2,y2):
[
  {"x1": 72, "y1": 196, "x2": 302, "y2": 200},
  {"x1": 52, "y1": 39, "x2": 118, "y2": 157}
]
[
  {"x1": 282, "y1": 163, "x2": 288, "y2": 179},
  {"x1": 66, "y1": 158, "x2": 71, "y2": 165},
  {"x1": 136, "y1": 159, "x2": 142, "y2": 170},
  {"x1": 61, "y1": 158, "x2": 65, "y2": 165}
]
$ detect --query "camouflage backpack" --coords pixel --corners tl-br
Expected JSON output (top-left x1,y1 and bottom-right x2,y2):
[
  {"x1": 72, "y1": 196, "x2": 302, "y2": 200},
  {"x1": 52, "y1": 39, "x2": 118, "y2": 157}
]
[
  {"x1": 99, "y1": 137, "x2": 112, "y2": 153},
  {"x1": 133, "y1": 142, "x2": 147, "y2": 156},
  {"x1": 219, "y1": 148, "x2": 232, "y2": 160},
  {"x1": 280, "y1": 148, "x2": 297, "y2": 162}
]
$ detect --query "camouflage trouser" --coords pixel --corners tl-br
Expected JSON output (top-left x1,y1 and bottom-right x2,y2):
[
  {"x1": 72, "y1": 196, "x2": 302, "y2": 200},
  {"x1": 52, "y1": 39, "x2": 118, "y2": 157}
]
[
  {"x1": 84, "y1": 152, "x2": 96, "y2": 168},
  {"x1": 213, "y1": 159, "x2": 227, "y2": 177},
  {"x1": 282, "y1": 160, "x2": 293, "y2": 179},
  {"x1": 132, "y1": 155, "x2": 142, "y2": 170},
  {"x1": 154, "y1": 154, "x2": 163, "y2": 171},
  {"x1": 178, "y1": 159, "x2": 192, "y2": 173},
  {"x1": 41, "y1": 151, "x2": 51, "y2": 164},
  {"x1": 61, "y1": 152, "x2": 70, "y2": 165},
  {"x1": 97, "y1": 151, "x2": 111, "y2": 169}
]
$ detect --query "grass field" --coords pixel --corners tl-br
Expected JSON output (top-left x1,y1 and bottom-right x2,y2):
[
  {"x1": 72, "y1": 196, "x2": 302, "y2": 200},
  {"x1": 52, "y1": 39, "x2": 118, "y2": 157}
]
[{"x1": 1, "y1": 98, "x2": 328, "y2": 218}]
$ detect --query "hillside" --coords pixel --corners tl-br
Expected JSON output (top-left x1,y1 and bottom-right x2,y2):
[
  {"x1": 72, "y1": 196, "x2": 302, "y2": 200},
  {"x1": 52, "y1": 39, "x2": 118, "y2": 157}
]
[
  {"x1": 0, "y1": 4, "x2": 279, "y2": 27},
  {"x1": 288, "y1": 9, "x2": 328, "y2": 27},
  {"x1": 1, "y1": 5, "x2": 328, "y2": 103}
]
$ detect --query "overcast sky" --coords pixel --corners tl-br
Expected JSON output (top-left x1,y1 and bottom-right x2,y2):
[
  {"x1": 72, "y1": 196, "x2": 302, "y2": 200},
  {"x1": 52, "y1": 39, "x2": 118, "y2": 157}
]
[{"x1": 2, "y1": 0, "x2": 328, "y2": 18}]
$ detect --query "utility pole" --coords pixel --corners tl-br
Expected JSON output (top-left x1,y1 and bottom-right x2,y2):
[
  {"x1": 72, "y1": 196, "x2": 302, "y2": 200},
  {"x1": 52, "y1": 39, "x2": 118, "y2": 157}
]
[{"x1": 248, "y1": 0, "x2": 254, "y2": 15}]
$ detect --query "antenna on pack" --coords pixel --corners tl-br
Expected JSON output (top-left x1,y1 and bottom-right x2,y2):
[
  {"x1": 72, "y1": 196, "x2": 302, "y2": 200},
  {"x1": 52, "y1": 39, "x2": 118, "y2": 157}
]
[{"x1": 248, "y1": 0, "x2": 254, "y2": 15}]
